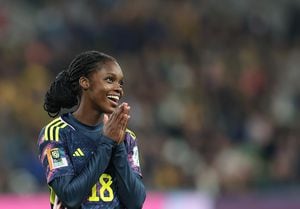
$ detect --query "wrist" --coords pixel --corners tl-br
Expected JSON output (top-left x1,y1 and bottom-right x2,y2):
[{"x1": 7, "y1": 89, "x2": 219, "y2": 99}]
[{"x1": 100, "y1": 135, "x2": 117, "y2": 147}]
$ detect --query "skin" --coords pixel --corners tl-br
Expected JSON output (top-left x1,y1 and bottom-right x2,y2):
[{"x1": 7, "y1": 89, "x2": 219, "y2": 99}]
[{"x1": 72, "y1": 60, "x2": 130, "y2": 143}]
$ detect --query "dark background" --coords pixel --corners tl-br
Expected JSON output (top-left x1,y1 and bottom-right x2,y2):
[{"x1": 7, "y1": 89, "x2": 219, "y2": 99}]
[{"x1": 0, "y1": 0, "x2": 299, "y2": 206}]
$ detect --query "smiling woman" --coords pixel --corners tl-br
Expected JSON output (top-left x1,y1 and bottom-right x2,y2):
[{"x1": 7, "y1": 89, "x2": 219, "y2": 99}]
[
  {"x1": 73, "y1": 57, "x2": 124, "y2": 122},
  {"x1": 38, "y1": 51, "x2": 146, "y2": 209}
]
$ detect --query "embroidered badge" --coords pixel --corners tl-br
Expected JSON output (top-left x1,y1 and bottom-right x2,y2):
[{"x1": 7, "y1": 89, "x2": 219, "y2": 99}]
[{"x1": 47, "y1": 148, "x2": 68, "y2": 170}]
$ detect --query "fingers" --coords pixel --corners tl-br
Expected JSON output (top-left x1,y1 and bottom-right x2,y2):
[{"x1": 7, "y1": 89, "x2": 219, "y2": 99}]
[
  {"x1": 109, "y1": 103, "x2": 128, "y2": 123},
  {"x1": 103, "y1": 114, "x2": 109, "y2": 124},
  {"x1": 114, "y1": 103, "x2": 130, "y2": 126},
  {"x1": 120, "y1": 103, "x2": 130, "y2": 127},
  {"x1": 102, "y1": 102, "x2": 131, "y2": 143},
  {"x1": 117, "y1": 103, "x2": 130, "y2": 143}
]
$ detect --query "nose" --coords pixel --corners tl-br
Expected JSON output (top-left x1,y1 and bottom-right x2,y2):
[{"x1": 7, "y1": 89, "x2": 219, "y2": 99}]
[{"x1": 114, "y1": 83, "x2": 124, "y2": 96}]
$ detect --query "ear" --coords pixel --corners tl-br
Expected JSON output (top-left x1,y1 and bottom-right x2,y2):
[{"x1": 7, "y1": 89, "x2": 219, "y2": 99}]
[{"x1": 79, "y1": 76, "x2": 90, "y2": 90}]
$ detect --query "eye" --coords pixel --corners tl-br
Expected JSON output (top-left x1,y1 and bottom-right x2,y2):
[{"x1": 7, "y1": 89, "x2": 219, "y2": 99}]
[
  {"x1": 119, "y1": 80, "x2": 124, "y2": 87},
  {"x1": 105, "y1": 76, "x2": 114, "y2": 83}
]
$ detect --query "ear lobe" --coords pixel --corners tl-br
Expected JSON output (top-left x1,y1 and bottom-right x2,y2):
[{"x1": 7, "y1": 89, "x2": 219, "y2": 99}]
[{"x1": 79, "y1": 76, "x2": 90, "y2": 90}]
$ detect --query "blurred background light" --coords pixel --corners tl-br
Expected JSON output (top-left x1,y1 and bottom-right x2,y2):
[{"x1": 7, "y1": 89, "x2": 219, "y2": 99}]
[{"x1": 0, "y1": 0, "x2": 299, "y2": 208}]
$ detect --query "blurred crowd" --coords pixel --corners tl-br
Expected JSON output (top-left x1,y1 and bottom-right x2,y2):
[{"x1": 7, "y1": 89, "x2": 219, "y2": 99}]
[{"x1": 0, "y1": 0, "x2": 299, "y2": 196}]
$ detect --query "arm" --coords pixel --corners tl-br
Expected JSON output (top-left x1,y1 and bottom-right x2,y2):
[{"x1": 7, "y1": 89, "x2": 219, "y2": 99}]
[
  {"x1": 39, "y1": 104, "x2": 130, "y2": 208},
  {"x1": 50, "y1": 136, "x2": 116, "y2": 209},
  {"x1": 112, "y1": 138, "x2": 146, "y2": 209}
]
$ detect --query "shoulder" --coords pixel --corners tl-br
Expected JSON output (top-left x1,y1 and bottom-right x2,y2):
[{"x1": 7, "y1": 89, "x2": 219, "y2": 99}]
[
  {"x1": 39, "y1": 116, "x2": 74, "y2": 142},
  {"x1": 125, "y1": 128, "x2": 137, "y2": 140},
  {"x1": 124, "y1": 128, "x2": 139, "y2": 151}
]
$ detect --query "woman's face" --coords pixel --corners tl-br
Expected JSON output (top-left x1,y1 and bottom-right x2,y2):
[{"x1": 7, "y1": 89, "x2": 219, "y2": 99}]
[{"x1": 83, "y1": 61, "x2": 124, "y2": 114}]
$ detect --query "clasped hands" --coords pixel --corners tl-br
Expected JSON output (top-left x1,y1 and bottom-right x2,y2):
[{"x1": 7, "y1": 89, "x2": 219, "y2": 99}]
[{"x1": 102, "y1": 103, "x2": 130, "y2": 144}]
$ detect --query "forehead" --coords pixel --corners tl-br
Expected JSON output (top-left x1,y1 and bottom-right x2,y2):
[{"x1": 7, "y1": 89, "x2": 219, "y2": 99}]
[{"x1": 94, "y1": 61, "x2": 123, "y2": 78}]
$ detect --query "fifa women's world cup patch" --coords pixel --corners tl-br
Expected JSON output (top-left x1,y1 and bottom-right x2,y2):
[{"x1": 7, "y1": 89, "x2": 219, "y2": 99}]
[{"x1": 46, "y1": 147, "x2": 68, "y2": 170}]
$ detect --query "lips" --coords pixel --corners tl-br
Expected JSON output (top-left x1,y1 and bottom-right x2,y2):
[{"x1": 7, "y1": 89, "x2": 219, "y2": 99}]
[{"x1": 107, "y1": 94, "x2": 120, "y2": 106}]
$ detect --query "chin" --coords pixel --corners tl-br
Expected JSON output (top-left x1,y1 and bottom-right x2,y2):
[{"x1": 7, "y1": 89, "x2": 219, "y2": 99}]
[{"x1": 100, "y1": 102, "x2": 118, "y2": 114}]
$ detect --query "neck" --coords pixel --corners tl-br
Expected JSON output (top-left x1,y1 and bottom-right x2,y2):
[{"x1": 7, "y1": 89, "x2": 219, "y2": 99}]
[{"x1": 73, "y1": 104, "x2": 103, "y2": 126}]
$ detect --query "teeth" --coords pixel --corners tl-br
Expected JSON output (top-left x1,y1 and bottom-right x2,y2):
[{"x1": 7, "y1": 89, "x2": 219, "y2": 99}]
[{"x1": 107, "y1": 95, "x2": 120, "y2": 101}]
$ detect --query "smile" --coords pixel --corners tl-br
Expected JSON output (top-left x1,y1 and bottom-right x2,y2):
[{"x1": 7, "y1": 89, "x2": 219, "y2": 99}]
[{"x1": 107, "y1": 95, "x2": 120, "y2": 104}]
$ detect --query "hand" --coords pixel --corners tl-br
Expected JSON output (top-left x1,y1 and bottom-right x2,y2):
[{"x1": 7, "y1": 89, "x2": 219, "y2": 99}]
[{"x1": 102, "y1": 102, "x2": 130, "y2": 143}]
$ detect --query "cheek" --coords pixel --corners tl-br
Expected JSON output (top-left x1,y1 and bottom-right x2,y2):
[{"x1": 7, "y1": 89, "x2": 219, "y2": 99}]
[
  {"x1": 89, "y1": 85, "x2": 106, "y2": 100},
  {"x1": 94, "y1": 88, "x2": 106, "y2": 99},
  {"x1": 90, "y1": 80, "x2": 105, "y2": 92}
]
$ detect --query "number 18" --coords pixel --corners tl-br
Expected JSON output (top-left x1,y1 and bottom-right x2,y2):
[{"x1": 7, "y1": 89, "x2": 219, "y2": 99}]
[{"x1": 88, "y1": 173, "x2": 114, "y2": 202}]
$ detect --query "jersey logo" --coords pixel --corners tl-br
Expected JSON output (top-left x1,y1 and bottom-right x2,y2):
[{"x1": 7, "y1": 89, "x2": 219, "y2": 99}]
[
  {"x1": 73, "y1": 148, "x2": 85, "y2": 157},
  {"x1": 46, "y1": 148, "x2": 68, "y2": 170},
  {"x1": 44, "y1": 117, "x2": 68, "y2": 141}
]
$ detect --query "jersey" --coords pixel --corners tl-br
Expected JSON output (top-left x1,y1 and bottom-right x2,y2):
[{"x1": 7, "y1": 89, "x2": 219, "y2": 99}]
[{"x1": 37, "y1": 113, "x2": 142, "y2": 209}]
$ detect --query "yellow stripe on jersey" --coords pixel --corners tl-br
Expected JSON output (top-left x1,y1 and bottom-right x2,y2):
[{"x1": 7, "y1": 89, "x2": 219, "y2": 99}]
[
  {"x1": 44, "y1": 118, "x2": 61, "y2": 140},
  {"x1": 49, "y1": 186, "x2": 56, "y2": 204},
  {"x1": 54, "y1": 122, "x2": 68, "y2": 141},
  {"x1": 44, "y1": 118, "x2": 68, "y2": 141},
  {"x1": 126, "y1": 128, "x2": 136, "y2": 140}
]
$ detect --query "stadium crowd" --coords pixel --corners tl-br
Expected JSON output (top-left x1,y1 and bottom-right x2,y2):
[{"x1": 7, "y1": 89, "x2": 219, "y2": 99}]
[{"x1": 0, "y1": 0, "x2": 299, "y2": 196}]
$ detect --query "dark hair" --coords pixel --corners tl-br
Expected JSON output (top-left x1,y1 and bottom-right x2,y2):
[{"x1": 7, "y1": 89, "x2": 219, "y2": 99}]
[{"x1": 44, "y1": 50, "x2": 116, "y2": 117}]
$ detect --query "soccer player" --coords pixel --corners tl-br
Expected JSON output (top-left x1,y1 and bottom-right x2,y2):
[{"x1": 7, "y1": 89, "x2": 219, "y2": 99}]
[{"x1": 37, "y1": 51, "x2": 146, "y2": 209}]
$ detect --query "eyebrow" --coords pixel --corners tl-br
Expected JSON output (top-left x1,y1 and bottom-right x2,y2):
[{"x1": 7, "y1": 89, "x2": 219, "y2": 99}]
[{"x1": 106, "y1": 72, "x2": 124, "y2": 79}]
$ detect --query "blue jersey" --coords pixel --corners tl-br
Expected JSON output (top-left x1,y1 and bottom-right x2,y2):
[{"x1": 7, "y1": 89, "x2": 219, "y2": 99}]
[{"x1": 37, "y1": 113, "x2": 144, "y2": 209}]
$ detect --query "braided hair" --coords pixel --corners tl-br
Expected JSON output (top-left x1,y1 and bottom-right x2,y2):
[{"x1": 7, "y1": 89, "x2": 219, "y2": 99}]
[{"x1": 44, "y1": 51, "x2": 116, "y2": 117}]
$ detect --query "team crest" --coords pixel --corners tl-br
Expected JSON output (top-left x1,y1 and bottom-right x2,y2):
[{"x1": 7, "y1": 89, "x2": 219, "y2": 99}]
[{"x1": 47, "y1": 148, "x2": 68, "y2": 170}]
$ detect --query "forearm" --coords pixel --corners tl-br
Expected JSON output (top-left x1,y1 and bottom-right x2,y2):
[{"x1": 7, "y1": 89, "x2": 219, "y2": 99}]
[
  {"x1": 112, "y1": 143, "x2": 146, "y2": 209},
  {"x1": 50, "y1": 136, "x2": 116, "y2": 209}
]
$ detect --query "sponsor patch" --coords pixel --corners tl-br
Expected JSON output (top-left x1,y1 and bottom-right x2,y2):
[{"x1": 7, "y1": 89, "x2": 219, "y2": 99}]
[
  {"x1": 47, "y1": 148, "x2": 68, "y2": 170},
  {"x1": 132, "y1": 146, "x2": 140, "y2": 167}
]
